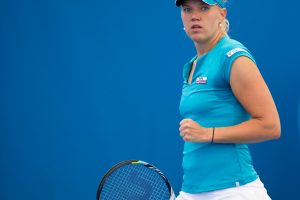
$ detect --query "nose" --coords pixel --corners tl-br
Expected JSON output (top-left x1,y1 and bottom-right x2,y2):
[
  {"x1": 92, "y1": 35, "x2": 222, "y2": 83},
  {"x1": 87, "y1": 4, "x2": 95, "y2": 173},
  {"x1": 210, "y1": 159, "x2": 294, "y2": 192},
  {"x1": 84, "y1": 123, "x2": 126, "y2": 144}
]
[{"x1": 191, "y1": 12, "x2": 201, "y2": 21}]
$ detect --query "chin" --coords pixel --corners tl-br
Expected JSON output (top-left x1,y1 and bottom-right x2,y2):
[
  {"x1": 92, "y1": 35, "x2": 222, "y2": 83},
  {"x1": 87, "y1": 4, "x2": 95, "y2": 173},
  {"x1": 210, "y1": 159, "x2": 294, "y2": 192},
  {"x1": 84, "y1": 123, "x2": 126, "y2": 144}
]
[
  {"x1": 187, "y1": 32, "x2": 205, "y2": 41},
  {"x1": 189, "y1": 35, "x2": 208, "y2": 43}
]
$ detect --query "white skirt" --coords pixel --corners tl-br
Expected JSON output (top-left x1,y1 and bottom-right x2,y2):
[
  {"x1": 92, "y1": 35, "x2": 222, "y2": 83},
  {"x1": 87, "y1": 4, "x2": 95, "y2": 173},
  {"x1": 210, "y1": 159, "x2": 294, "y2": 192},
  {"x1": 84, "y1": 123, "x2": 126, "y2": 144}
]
[{"x1": 176, "y1": 178, "x2": 272, "y2": 200}]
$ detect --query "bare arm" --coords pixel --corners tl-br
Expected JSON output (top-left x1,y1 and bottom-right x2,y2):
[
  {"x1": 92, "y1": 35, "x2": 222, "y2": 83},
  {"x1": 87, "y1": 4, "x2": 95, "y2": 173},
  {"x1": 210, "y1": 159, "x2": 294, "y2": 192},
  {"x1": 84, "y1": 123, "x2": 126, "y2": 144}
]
[
  {"x1": 213, "y1": 56, "x2": 281, "y2": 143},
  {"x1": 180, "y1": 56, "x2": 281, "y2": 144}
]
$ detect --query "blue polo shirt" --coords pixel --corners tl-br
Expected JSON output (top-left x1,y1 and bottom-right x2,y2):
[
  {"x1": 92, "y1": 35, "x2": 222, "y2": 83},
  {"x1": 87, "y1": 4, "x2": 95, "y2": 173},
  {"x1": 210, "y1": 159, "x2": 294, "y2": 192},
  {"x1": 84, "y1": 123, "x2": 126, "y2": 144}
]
[{"x1": 179, "y1": 36, "x2": 258, "y2": 193}]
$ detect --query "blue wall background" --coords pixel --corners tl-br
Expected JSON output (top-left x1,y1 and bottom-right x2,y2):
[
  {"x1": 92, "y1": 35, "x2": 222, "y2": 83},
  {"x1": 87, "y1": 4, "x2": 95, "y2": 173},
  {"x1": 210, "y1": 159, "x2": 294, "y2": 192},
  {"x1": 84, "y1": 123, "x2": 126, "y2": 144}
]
[{"x1": 1, "y1": 0, "x2": 299, "y2": 199}]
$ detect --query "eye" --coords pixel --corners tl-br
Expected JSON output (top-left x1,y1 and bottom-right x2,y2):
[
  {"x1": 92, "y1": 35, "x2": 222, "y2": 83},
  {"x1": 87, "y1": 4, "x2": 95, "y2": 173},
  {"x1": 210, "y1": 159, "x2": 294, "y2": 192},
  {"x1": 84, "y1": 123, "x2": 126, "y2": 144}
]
[
  {"x1": 182, "y1": 7, "x2": 192, "y2": 13},
  {"x1": 201, "y1": 6, "x2": 210, "y2": 11}
]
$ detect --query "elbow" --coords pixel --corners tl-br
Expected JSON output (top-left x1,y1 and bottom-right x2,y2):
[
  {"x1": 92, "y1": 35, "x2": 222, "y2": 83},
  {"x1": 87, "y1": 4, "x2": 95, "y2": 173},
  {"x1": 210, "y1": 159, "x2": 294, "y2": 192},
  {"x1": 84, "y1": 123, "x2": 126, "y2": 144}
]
[
  {"x1": 255, "y1": 112, "x2": 281, "y2": 141},
  {"x1": 273, "y1": 116, "x2": 281, "y2": 139},
  {"x1": 267, "y1": 120, "x2": 281, "y2": 140},
  {"x1": 272, "y1": 124, "x2": 281, "y2": 139},
  {"x1": 258, "y1": 116, "x2": 281, "y2": 140}
]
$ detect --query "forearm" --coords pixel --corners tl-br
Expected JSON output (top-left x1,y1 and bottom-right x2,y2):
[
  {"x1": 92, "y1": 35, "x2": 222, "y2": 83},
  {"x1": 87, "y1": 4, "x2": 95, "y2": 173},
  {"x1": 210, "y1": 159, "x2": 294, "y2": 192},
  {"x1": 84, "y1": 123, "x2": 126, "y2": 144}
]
[{"x1": 212, "y1": 117, "x2": 281, "y2": 144}]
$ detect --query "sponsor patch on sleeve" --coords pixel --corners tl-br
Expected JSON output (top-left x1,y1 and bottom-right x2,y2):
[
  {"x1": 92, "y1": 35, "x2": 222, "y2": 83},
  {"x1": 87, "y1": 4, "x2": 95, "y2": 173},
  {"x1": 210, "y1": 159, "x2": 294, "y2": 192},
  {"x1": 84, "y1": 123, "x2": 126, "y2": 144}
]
[{"x1": 227, "y1": 48, "x2": 248, "y2": 57}]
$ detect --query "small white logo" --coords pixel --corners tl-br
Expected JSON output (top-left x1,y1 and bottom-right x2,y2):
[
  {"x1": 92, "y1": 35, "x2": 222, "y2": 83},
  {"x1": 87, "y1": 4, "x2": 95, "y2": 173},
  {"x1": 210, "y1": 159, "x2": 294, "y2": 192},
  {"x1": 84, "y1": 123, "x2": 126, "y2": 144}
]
[
  {"x1": 227, "y1": 48, "x2": 248, "y2": 57},
  {"x1": 196, "y1": 76, "x2": 207, "y2": 84}
]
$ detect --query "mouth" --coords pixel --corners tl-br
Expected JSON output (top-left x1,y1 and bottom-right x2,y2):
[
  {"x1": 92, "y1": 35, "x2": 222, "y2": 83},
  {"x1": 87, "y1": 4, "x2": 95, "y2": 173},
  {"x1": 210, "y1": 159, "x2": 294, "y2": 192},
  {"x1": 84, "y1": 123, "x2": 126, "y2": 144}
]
[{"x1": 191, "y1": 24, "x2": 203, "y2": 30}]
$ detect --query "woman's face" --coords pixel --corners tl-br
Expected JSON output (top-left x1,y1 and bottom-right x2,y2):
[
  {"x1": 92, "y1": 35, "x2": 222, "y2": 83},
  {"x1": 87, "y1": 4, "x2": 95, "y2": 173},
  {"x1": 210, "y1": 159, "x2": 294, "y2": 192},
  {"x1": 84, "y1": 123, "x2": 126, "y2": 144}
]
[{"x1": 181, "y1": 0, "x2": 226, "y2": 43}]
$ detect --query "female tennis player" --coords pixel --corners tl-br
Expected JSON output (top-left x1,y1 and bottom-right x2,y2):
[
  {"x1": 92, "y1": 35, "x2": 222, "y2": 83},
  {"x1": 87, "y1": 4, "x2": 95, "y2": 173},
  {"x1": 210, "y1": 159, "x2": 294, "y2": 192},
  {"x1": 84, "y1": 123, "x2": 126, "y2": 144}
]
[{"x1": 176, "y1": 0, "x2": 281, "y2": 199}]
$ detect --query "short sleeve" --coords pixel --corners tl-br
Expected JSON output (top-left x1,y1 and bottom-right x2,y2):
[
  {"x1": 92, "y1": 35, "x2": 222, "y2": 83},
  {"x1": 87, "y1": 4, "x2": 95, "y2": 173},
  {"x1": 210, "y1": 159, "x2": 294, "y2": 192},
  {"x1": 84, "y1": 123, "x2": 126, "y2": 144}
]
[{"x1": 223, "y1": 47, "x2": 256, "y2": 83}]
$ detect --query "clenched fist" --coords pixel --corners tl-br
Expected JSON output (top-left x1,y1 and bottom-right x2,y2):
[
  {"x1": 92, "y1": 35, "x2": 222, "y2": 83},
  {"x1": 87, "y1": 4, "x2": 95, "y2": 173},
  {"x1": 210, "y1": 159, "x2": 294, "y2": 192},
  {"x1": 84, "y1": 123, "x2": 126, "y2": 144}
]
[{"x1": 179, "y1": 119, "x2": 213, "y2": 143}]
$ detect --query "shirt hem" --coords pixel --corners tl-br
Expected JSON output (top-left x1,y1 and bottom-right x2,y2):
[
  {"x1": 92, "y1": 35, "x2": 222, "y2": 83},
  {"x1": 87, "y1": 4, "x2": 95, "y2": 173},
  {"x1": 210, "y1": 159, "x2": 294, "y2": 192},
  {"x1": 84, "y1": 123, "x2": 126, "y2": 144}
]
[{"x1": 182, "y1": 175, "x2": 259, "y2": 194}]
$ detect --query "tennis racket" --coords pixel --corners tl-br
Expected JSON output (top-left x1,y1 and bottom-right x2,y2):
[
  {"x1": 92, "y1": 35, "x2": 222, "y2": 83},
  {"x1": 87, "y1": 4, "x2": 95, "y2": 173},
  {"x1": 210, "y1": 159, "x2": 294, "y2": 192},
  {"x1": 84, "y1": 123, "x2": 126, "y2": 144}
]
[{"x1": 96, "y1": 160, "x2": 176, "y2": 200}]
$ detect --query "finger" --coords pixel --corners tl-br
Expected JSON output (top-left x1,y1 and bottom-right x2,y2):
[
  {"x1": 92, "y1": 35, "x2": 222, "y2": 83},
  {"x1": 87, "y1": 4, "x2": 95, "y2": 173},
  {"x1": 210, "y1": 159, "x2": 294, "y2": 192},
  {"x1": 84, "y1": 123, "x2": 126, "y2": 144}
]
[
  {"x1": 180, "y1": 121, "x2": 191, "y2": 129},
  {"x1": 183, "y1": 134, "x2": 190, "y2": 142},
  {"x1": 179, "y1": 119, "x2": 185, "y2": 126},
  {"x1": 179, "y1": 123, "x2": 188, "y2": 131},
  {"x1": 180, "y1": 118, "x2": 192, "y2": 125},
  {"x1": 179, "y1": 129, "x2": 186, "y2": 137},
  {"x1": 179, "y1": 124, "x2": 189, "y2": 134},
  {"x1": 179, "y1": 129, "x2": 183, "y2": 137},
  {"x1": 179, "y1": 126, "x2": 183, "y2": 132}
]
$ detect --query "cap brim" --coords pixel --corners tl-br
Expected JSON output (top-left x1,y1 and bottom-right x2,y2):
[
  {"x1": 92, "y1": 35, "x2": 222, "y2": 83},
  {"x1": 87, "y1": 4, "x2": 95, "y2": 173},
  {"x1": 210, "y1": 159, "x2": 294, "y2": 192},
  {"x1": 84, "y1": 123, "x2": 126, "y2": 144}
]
[{"x1": 176, "y1": 0, "x2": 219, "y2": 7}]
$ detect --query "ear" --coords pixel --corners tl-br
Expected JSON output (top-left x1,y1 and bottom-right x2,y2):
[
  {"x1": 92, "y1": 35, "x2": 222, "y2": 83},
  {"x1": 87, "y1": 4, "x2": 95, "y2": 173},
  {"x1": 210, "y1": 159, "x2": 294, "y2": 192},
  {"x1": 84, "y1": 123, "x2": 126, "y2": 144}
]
[{"x1": 220, "y1": 8, "x2": 227, "y2": 20}]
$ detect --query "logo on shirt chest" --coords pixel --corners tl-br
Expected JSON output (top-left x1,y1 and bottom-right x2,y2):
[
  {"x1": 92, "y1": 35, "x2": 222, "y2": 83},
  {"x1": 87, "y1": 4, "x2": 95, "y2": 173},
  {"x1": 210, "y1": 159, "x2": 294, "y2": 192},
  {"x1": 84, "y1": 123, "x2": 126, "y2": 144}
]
[{"x1": 196, "y1": 76, "x2": 207, "y2": 84}]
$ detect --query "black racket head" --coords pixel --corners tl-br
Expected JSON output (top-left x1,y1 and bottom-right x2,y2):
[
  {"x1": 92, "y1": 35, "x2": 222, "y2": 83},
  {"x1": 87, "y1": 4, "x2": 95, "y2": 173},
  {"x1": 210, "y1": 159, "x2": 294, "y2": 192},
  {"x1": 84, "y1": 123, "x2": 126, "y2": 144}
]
[{"x1": 96, "y1": 160, "x2": 174, "y2": 200}]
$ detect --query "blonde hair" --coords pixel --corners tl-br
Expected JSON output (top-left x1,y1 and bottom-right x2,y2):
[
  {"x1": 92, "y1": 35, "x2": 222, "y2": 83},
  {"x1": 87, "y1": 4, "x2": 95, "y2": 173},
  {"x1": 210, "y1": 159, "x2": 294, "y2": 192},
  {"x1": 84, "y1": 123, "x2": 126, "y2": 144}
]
[
  {"x1": 222, "y1": 0, "x2": 229, "y2": 35},
  {"x1": 221, "y1": 18, "x2": 230, "y2": 35}
]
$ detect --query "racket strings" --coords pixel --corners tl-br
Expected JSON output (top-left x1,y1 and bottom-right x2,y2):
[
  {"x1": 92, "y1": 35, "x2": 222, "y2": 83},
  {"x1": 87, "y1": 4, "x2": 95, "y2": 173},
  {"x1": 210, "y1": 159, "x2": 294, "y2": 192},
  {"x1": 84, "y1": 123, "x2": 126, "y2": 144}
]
[{"x1": 100, "y1": 164, "x2": 170, "y2": 200}]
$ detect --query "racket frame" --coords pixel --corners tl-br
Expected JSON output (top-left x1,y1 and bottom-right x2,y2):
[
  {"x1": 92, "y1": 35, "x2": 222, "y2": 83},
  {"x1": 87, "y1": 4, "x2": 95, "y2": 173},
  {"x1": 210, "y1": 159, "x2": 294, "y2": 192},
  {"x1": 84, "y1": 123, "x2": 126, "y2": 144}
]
[{"x1": 96, "y1": 160, "x2": 175, "y2": 200}]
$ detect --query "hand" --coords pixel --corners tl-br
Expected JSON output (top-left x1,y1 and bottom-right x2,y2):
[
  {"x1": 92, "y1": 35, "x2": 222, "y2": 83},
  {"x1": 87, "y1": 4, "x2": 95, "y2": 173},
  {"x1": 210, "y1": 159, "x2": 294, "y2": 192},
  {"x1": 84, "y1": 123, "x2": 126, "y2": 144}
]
[{"x1": 179, "y1": 119, "x2": 212, "y2": 143}]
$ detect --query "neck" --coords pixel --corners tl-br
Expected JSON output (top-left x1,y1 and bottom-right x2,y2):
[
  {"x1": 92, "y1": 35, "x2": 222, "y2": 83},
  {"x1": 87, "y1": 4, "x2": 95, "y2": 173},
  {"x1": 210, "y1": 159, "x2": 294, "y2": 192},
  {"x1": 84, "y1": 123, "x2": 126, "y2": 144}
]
[{"x1": 194, "y1": 32, "x2": 225, "y2": 57}]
